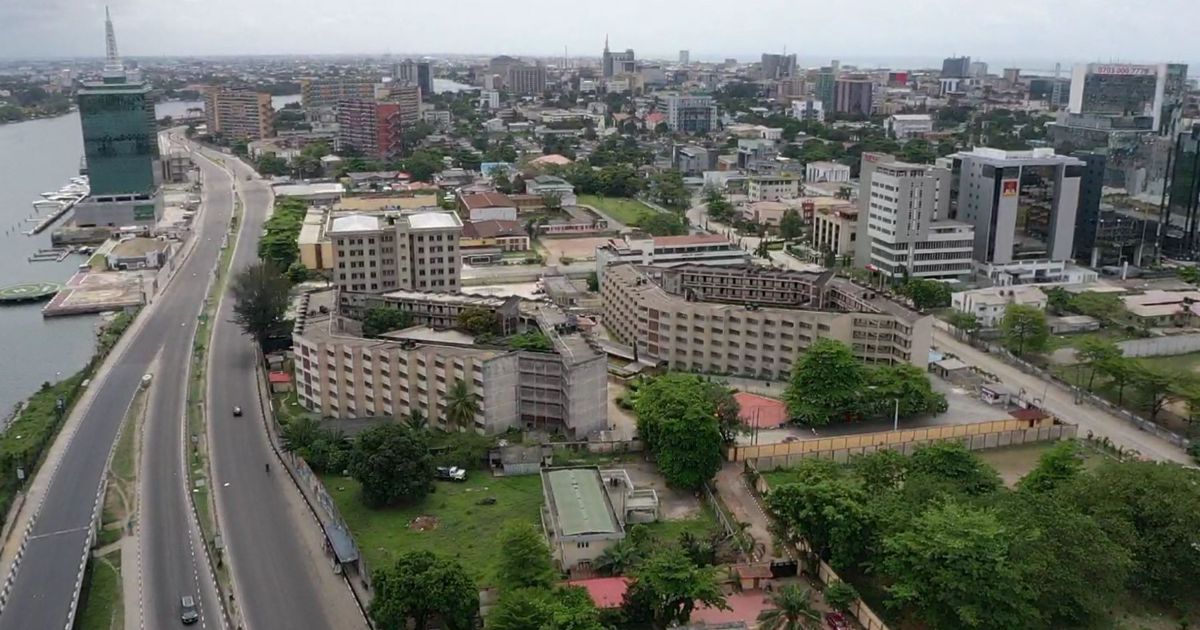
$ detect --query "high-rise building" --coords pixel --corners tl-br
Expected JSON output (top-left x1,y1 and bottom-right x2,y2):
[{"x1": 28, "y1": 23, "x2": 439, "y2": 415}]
[
  {"x1": 601, "y1": 36, "x2": 636, "y2": 78},
  {"x1": 336, "y1": 99, "x2": 403, "y2": 160},
  {"x1": 815, "y1": 60, "x2": 840, "y2": 108},
  {"x1": 73, "y1": 8, "x2": 162, "y2": 227},
  {"x1": 947, "y1": 148, "x2": 1085, "y2": 284},
  {"x1": 393, "y1": 59, "x2": 433, "y2": 101},
  {"x1": 300, "y1": 78, "x2": 377, "y2": 110},
  {"x1": 1068, "y1": 63, "x2": 1170, "y2": 131},
  {"x1": 380, "y1": 84, "x2": 421, "y2": 128},
  {"x1": 942, "y1": 56, "x2": 971, "y2": 78},
  {"x1": 1158, "y1": 125, "x2": 1200, "y2": 259},
  {"x1": 834, "y1": 77, "x2": 874, "y2": 116},
  {"x1": 204, "y1": 86, "x2": 273, "y2": 140},
  {"x1": 665, "y1": 94, "x2": 716, "y2": 133},
  {"x1": 1070, "y1": 151, "x2": 1141, "y2": 266},
  {"x1": 506, "y1": 63, "x2": 548, "y2": 95},
  {"x1": 854, "y1": 154, "x2": 974, "y2": 280},
  {"x1": 678, "y1": 50, "x2": 690, "y2": 66},
  {"x1": 761, "y1": 53, "x2": 797, "y2": 80}
]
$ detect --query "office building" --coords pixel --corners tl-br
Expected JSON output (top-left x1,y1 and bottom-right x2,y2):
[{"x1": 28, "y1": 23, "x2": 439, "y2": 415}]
[
  {"x1": 336, "y1": 99, "x2": 404, "y2": 160},
  {"x1": 815, "y1": 60, "x2": 840, "y2": 108},
  {"x1": 393, "y1": 59, "x2": 432, "y2": 100},
  {"x1": 969, "y1": 62, "x2": 989, "y2": 78},
  {"x1": 791, "y1": 98, "x2": 825, "y2": 122},
  {"x1": 1159, "y1": 125, "x2": 1200, "y2": 259},
  {"x1": 1069, "y1": 151, "x2": 1136, "y2": 266},
  {"x1": 747, "y1": 175, "x2": 801, "y2": 201},
  {"x1": 805, "y1": 161, "x2": 851, "y2": 183},
  {"x1": 855, "y1": 155, "x2": 974, "y2": 280},
  {"x1": 300, "y1": 78, "x2": 377, "y2": 110},
  {"x1": 948, "y1": 148, "x2": 1084, "y2": 284},
  {"x1": 1068, "y1": 63, "x2": 1170, "y2": 132},
  {"x1": 1003, "y1": 68, "x2": 1021, "y2": 86},
  {"x1": 678, "y1": 50, "x2": 690, "y2": 66},
  {"x1": 886, "y1": 114, "x2": 933, "y2": 138},
  {"x1": 292, "y1": 291, "x2": 607, "y2": 437},
  {"x1": 761, "y1": 53, "x2": 797, "y2": 80},
  {"x1": 602, "y1": 37, "x2": 636, "y2": 78},
  {"x1": 327, "y1": 210, "x2": 463, "y2": 310},
  {"x1": 594, "y1": 234, "x2": 749, "y2": 282},
  {"x1": 951, "y1": 286, "x2": 1048, "y2": 327},
  {"x1": 1029, "y1": 77, "x2": 1070, "y2": 107},
  {"x1": 205, "y1": 86, "x2": 273, "y2": 140},
  {"x1": 601, "y1": 264, "x2": 933, "y2": 379},
  {"x1": 506, "y1": 63, "x2": 548, "y2": 95},
  {"x1": 665, "y1": 94, "x2": 716, "y2": 133},
  {"x1": 673, "y1": 145, "x2": 712, "y2": 176},
  {"x1": 834, "y1": 78, "x2": 874, "y2": 116},
  {"x1": 73, "y1": 8, "x2": 162, "y2": 227},
  {"x1": 776, "y1": 76, "x2": 806, "y2": 101},
  {"x1": 942, "y1": 56, "x2": 971, "y2": 79},
  {"x1": 811, "y1": 204, "x2": 858, "y2": 257}
]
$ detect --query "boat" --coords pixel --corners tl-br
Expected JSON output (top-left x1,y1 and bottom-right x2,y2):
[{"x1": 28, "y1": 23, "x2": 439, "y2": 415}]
[
  {"x1": 33, "y1": 200, "x2": 64, "y2": 212},
  {"x1": 40, "y1": 192, "x2": 59, "y2": 198}
]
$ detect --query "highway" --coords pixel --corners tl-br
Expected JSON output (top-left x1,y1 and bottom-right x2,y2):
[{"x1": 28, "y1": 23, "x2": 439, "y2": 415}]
[
  {"x1": 0, "y1": 135, "x2": 229, "y2": 629},
  {"x1": 202, "y1": 149, "x2": 366, "y2": 630}
]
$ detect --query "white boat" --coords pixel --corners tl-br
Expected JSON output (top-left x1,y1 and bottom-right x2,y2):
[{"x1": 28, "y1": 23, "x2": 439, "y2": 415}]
[
  {"x1": 40, "y1": 192, "x2": 59, "y2": 198},
  {"x1": 33, "y1": 199, "x2": 63, "y2": 211}
]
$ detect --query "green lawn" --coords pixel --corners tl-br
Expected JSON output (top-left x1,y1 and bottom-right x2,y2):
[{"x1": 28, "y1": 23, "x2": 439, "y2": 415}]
[
  {"x1": 321, "y1": 472, "x2": 545, "y2": 588},
  {"x1": 1053, "y1": 351, "x2": 1200, "y2": 426},
  {"x1": 76, "y1": 552, "x2": 122, "y2": 630},
  {"x1": 639, "y1": 509, "x2": 718, "y2": 544},
  {"x1": 577, "y1": 195, "x2": 657, "y2": 226},
  {"x1": 1044, "y1": 328, "x2": 1136, "y2": 353}
]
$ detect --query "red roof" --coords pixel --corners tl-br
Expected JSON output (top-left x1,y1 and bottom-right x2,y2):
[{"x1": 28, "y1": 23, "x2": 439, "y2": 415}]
[
  {"x1": 644, "y1": 112, "x2": 666, "y2": 125},
  {"x1": 463, "y1": 220, "x2": 526, "y2": 240},
  {"x1": 566, "y1": 577, "x2": 629, "y2": 609},
  {"x1": 268, "y1": 371, "x2": 292, "y2": 384},
  {"x1": 461, "y1": 192, "x2": 514, "y2": 210},
  {"x1": 652, "y1": 234, "x2": 730, "y2": 248},
  {"x1": 735, "y1": 392, "x2": 789, "y2": 429}
]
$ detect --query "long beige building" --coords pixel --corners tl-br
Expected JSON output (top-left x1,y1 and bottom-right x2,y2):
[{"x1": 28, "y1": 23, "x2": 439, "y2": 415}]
[
  {"x1": 602, "y1": 264, "x2": 932, "y2": 379},
  {"x1": 204, "y1": 86, "x2": 273, "y2": 140},
  {"x1": 327, "y1": 210, "x2": 463, "y2": 311},
  {"x1": 293, "y1": 291, "x2": 608, "y2": 437}
]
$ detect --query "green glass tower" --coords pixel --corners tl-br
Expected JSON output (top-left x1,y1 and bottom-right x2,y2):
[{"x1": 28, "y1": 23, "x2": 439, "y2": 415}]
[{"x1": 77, "y1": 8, "x2": 158, "y2": 197}]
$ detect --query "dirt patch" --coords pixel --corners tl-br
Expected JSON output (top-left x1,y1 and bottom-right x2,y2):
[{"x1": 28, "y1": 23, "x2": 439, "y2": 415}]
[{"x1": 409, "y1": 515, "x2": 439, "y2": 532}]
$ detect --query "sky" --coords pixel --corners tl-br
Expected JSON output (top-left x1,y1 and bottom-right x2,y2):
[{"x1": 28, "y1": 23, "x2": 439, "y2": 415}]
[{"x1": 1, "y1": 0, "x2": 1198, "y2": 69}]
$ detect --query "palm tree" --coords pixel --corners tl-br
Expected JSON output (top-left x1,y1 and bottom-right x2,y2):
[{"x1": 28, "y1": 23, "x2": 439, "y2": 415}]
[
  {"x1": 756, "y1": 585, "x2": 822, "y2": 630},
  {"x1": 280, "y1": 416, "x2": 320, "y2": 453},
  {"x1": 404, "y1": 408, "x2": 428, "y2": 432},
  {"x1": 593, "y1": 538, "x2": 641, "y2": 576},
  {"x1": 445, "y1": 379, "x2": 479, "y2": 432}
]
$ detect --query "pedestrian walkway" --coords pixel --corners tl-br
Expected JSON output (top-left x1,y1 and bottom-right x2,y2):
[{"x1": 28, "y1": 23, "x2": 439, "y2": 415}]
[{"x1": 714, "y1": 462, "x2": 779, "y2": 562}]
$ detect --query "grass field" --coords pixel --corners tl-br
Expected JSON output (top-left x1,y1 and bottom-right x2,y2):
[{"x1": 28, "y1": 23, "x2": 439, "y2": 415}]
[
  {"x1": 577, "y1": 195, "x2": 657, "y2": 226},
  {"x1": 1044, "y1": 328, "x2": 1136, "y2": 352},
  {"x1": 321, "y1": 472, "x2": 544, "y2": 587},
  {"x1": 76, "y1": 552, "x2": 122, "y2": 630}
]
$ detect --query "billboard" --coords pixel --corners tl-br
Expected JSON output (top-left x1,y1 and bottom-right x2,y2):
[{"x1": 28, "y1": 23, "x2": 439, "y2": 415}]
[
  {"x1": 1001, "y1": 180, "x2": 1019, "y2": 197},
  {"x1": 1093, "y1": 64, "x2": 1155, "y2": 76}
]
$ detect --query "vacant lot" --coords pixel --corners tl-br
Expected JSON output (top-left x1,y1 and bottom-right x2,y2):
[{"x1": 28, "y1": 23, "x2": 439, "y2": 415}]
[
  {"x1": 322, "y1": 472, "x2": 544, "y2": 587},
  {"x1": 976, "y1": 441, "x2": 1106, "y2": 487},
  {"x1": 540, "y1": 236, "x2": 612, "y2": 263},
  {"x1": 577, "y1": 195, "x2": 657, "y2": 226}
]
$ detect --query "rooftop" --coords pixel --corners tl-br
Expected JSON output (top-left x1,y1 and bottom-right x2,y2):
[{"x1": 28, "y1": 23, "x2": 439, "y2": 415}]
[
  {"x1": 329, "y1": 213, "x2": 380, "y2": 233},
  {"x1": 651, "y1": 233, "x2": 731, "y2": 248},
  {"x1": 542, "y1": 467, "x2": 621, "y2": 537},
  {"x1": 406, "y1": 211, "x2": 463, "y2": 230},
  {"x1": 273, "y1": 182, "x2": 345, "y2": 197},
  {"x1": 463, "y1": 219, "x2": 524, "y2": 240},
  {"x1": 380, "y1": 325, "x2": 478, "y2": 346},
  {"x1": 461, "y1": 192, "x2": 515, "y2": 209}
]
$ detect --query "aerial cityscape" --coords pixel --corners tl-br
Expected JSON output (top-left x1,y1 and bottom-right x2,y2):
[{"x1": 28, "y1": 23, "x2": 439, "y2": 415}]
[{"x1": 0, "y1": 3, "x2": 1199, "y2": 630}]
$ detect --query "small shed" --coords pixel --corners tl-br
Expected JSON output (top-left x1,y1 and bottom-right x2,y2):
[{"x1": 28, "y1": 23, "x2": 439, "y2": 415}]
[
  {"x1": 980, "y1": 383, "x2": 1013, "y2": 406},
  {"x1": 930, "y1": 357, "x2": 969, "y2": 379},
  {"x1": 489, "y1": 444, "x2": 553, "y2": 476},
  {"x1": 268, "y1": 371, "x2": 293, "y2": 393}
]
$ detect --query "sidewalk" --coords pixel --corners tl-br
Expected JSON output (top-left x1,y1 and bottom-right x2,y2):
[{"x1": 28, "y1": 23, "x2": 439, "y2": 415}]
[{"x1": 714, "y1": 462, "x2": 778, "y2": 562}]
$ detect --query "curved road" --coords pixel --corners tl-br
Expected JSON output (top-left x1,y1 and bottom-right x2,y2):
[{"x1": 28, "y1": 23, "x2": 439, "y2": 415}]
[{"x1": 0, "y1": 135, "x2": 229, "y2": 630}]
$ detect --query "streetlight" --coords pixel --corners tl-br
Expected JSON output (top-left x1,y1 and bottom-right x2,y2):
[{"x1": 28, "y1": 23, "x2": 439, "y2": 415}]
[{"x1": 868, "y1": 386, "x2": 901, "y2": 431}]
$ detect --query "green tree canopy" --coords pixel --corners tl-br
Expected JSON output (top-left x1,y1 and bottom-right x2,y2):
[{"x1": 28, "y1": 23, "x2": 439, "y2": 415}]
[
  {"x1": 348, "y1": 424, "x2": 434, "y2": 508},
  {"x1": 900, "y1": 278, "x2": 952, "y2": 310},
  {"x1": 370, "y1": 551, "x2": 478, "y2": 630},
  {"x1": 638, "y1": 212, "x2": 688, "y2": 236},
  {"x1": 457, "y1": 306, "x2": 501, "y2": 336},
  {"x1": 907, "y1": 442, "x2": 1001, "y2": 496},
  {"x1": 1017, "y1": 440, "x2": 1084, "y2": 494},
  {"x1": 866, "y1": 363, "x2": 948, "y2": 419},
  {"x1": 361, "y1": 307, "x2": 413, "y2": 338},
  {"x1": 1000, "y1": 303, "x2": 1049, "y2": 356},
  {"x1": 1074, "y1": 337, "x2": 1122, "y2": 391},
  {"x1": 623, "y1": 547, "x2": 727, "y2": 629},
  {"x1": 488, "y1": 586, "x2": 604, "y2": 630},
  {"x1": 784, "y1": 339, "x2": 868, "y2": 426},
  {"x1": 632, "y1": 373, "x2": 725, "y2": 489},
  {"x1": 496, "y1": 520, "x2": 556, "y2": 590},
  {"x1": 230, "y1": 261, "x2": 292, "y2": 347},
  {"x1": 779, "y1": 208, "x2": 804, "y2": 241},
  {"x1": 756, "y1": 584, "x2": 822, "y2": 630},
  {"x1": 767, "y1": 477, "x2": 873, "y2": 569}
]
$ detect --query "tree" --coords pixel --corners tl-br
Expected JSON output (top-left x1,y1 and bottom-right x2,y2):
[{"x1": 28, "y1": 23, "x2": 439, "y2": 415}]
[
  {"x1": 706, "y1": 196, "x2": 734, "y2": 223},
  {"x1": 489, "y1": 586, "x2": 604, "y2": 630},
  {"x1": 1097, "y1": 355, "x2": 1136, "y2": 405},
  {"x1": 866, "y1": 364, "x2": 948, "y2": 419},
  {"x1": 508, "y1": 331, "x2": 553, "y2": 352},
  {"x1": 624, "y1": 547, "x2": 727, "y2": 629},
  {"x1": 540, "y1": 191, "x2": 564, "y2": 211},
  {"x1": 586, "y1": 272, "x2": 599, "y2": 292},
  {"x1": 908, "y1": 442, "x2": 1001, "y2": 496},
  {"x1": 361, "y1": 307, "x2": 413, "y2": 338},
  {"x1": 493, "y1": 168, "x2": 513, "y2": 194},
  {"x1": 651, "y1": 172, "x2": 689, "y2": 209},
  {"x1": 1000, "y1": 303, "x2": 1049, "y2": 356},
  {"x1": 445, "y1": 379, "x2": 479, "y2": 431},
  {"x1": 594, "y1": 538, "x2": 642, "y2": 576},
  {"x1": 779, "y1": 209, "x2": 804, "y2": 241},
  {"x1": 457, "y1": 306, "x2": 501, "y2": 336},
  {"x1": 946, "y1": 311, "x2": 980, "y2": 336},
  {"x1": 1074, "y1": 338, "x2": 1122, "y2": 391},
  {"x1": 403, "y1": 150, "x2": 444, "y2": 182},
  {"x1": 348, "y1": 425, "x2": 434, "y2": 508},
  {"x1": 850, "y1": 449, "x2": 908, "y2": 493},
  {"x1": 784, "y1": 339, "x2": 867, "y2": 426},
  {"x1": 1131, "y1": 363, "x2": 1177, "y2": 420},
  {"x1": 638, "y1": 212, "x2": 688, "y2": 236},
  {"x1": 822, "y1": 581, "x2": 859, "y2": 614},
  {"x1": 497, "y1": 520, "x2": 556, "y2": 589},
  {"x1": 881, "y1": 502, "x2": 1038, "y2": 630},
  {"x1": 767, "y1": 477, "x2": 873, "y2": 569},
  {"x1": 258, "y1": 198, "x2": 308, "y2": 270},
  {"x1": 901, "y1": 278, "x2": 951, "y2": 310},
  {"x1": 256, "y1": 153, "x2": 289, "y2": 176},
  {"x1": 1017, "y1": 440, "x2": 1083, "y2": 494},
  {"x1": 230, "y1": 261, "x2": 292, "y2": 347},
  {"x1": 404, "y1": 408, "x2": 428, "y2": 432},
  {"x1": 370, "y1": 551, "x2": 478, "y2": 630},
  {"x1": 756, "y1": 584, "x2": 822, "y2": 630},
  {"x1": 632, "y1": 374, "x2": 725, "y2": 489}
]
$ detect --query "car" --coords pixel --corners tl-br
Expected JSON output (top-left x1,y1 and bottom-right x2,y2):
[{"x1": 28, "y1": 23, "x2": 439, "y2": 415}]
[
  {"x1": 232, "y1": 406, "x2": 242, "y2": 417},
  {"x1": 180, "y1": 596, "x2": 199, "y2": 625},
  {"x1": 436, "y1": 466, "x2": 467, "y2": 482}
]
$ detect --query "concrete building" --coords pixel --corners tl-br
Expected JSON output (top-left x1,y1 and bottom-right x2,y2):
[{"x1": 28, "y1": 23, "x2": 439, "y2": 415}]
[
  {"x1": 300, "y1": 78, "x2": 377, "y2": 110},
  {"x1": 205, "y1": 86, "x2": 273, "y2": 140},
  {"x1": 665, "y1": 94, "x2": 716, "y2": 134},
  {"x1": 460, "y1": 192, "x2": 518, "y2": 222},
  {"x1": 761, "y1": 53, "x2": 797, "y2": 80},
  {"x1": 601, "y1": 264, "x2": 933, "y2": 379},
  {"x1": 541, "y1": 467, "x2": 625, "y2": 571},
  {"x1": 74, "y1": 9, "x2": 162, "y2": 228},
  {"x1": 942, "y1": 56, "x2": 971, "y2": 78},
  {"x1": 380, "y1": 84, "x2": 422, "y2": 129},
  {"x1": 524, "y1": 175, "x2": 577, "y2": 206},
  {"x1": 507, "y1": 63, "x2": 548, "y2": 95},
  {"x1": 594, "y1": 233, "x2": 749, "y2": 282},
  {"x1": 740, "y1": 201, "x2": 791, "y2": 226},
  {"x1": 791, "y1": 98, "x2": 825, "y2": 122},
  {"x1": 834, "y1": 78, "x2": 874, "y2": 116},
  {"x1": 951, "y1": 286, "x2": 1048, "y2": 327},
  {"x1": 336, "y1": 99, "x2": 404, "y2": 159},
  {"x1": 805, "y1": 161, "x2": 851, "y2": 183},
  {"x1": 366, "y1": 290, "x2": 523, "y2": 333},
  {"x1": 460, "y1": 219, "x2": 530, "y2": 259},
  {"x1": 947, "y1": 147, "x2": 1084, "y2": 284},
  {"x1": 327, "y1": 210, "x2": 463, "y2": 310},
  {"x1": 602, "y1": 38, "x2": 636, "y2": 78},
  {"x1": 392, "y1": 59, "x2": 432, "y2": 99},
  {"x1": 673, "y1": 145, "x2": 712, "y2": 176},
  {"x1": 856, "y1": 154, "x2": 974, "y2": 280},
  {"x1": 811, "y1": 204, "x2": 857, "y2": 258},
  {"x1": 815, "y1": 61, "x2": 839, "y2": 108},
  {"x1": 886, "y1": 114, "x2": 934, "y2": 138},
  {"x1": 298, "y1": 207, "x2": 334, "y2": 270},
  {"x1": 1068, "y1": 63, "x2": 1170, "y2": 132},
  {"x1": 292, "y1": 292, "x2": 608, "y2": 437},
  {"x1": 747, "y1": 175, "x2": 801, "y2": 201},
  {"x1": 678, "y1": 50, "x2": 690, "y2": 66}
]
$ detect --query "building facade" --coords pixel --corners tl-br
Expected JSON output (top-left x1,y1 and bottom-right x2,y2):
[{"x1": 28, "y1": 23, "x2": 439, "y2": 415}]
[
  {"x1": 507, "y1": 63, "x2": 548, "y2": 95},
  {"x1": 205, "y1": 86, "x2": 273, "y2": 140},
  {"x1": 834, "y1": 78, "x2": 874, "y2": 116},
  {"x1": 393, "y1": 59, "x2": 432, "y2": 99},
  {"x1": 886, "y1": 114, "x2": 933, "y2": 138},
  {"x1": 791, "y1": 98, "x2": 825, "y2": 122},
  {"x1": 747, "y1": 175, "x2": 801, "y2": 201},
  {"x1": 811, "y1": 205, "x2": 857, "y2": 258},
  {"x1": 594, "y1": 234, "x2": 750, "y2": 282},
  {"x1": 805, "y1": 161, "x2": 851, "y2": 183},
  {"x1": 336, "y1": 99, "x2": 402, "y2": 159},
  {"x1": 665, "y1": 94, "x2": 716, "y2": 133},
  {"x1": 300, "y1": 78, "x2": 377, "y2": 110},
  {"x1": 601, "y1": 264, "x2": 933, "y2": 380},
  {"x1": 761, "y1": 53, "x2": 797, "y2": 80}
]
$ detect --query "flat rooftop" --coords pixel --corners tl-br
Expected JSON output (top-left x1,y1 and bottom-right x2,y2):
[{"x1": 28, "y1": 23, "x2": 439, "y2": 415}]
[
  {"x1": 542, "y1": 467, "x2": 621, "y2": 537},
  {"x1": 379, "y1": 289, "x2": 512, "y2": 308},
  {"x1": 406, "y1": 211, "x2": 462, "y2": 230}
]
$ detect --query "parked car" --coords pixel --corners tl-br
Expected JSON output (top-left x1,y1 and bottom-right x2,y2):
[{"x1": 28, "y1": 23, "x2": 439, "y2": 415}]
[
  {"x1": 436, "y1": 466, "x2": 467, "y2": 482},
  {"x1": 825, "y1": 612, "x2": 849, "y2": 630},
  {"x1": 232, "y1": 406, "x2": 242, "y2": 417},
  {"x1": 180, "y1": 596, "x2": 199, "y2": 625}
]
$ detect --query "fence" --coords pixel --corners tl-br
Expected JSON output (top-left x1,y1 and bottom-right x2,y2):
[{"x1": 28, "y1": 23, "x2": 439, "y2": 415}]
[
  {"x1": 729, "y1": 417, "x2": 1077, "y2": 470},
  {"x1": 1118, "y1": 333, "x2": 1200, "y2": 358}
]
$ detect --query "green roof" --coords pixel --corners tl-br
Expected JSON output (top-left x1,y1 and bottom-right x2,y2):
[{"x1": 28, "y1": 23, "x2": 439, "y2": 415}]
[{"x1": 546, "y1": 468, "x2": 619, "y2": 536}]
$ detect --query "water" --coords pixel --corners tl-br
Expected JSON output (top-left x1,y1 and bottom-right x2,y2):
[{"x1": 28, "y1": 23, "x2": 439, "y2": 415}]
[
  {"x1": 154, "y1": 94, "x2": 300, "y2": 119},
  {"x1": 0, "y1": 113, "x2": 101, "y2": 420}
]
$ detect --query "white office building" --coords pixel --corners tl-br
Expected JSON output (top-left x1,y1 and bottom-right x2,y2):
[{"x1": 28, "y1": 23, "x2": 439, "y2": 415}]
[
  {"x1": 805, "y1": 161, "x2": 851, "y2": 183},
  {"x1": 886, "y1": 114, "x2": 934, "y2": 138}
]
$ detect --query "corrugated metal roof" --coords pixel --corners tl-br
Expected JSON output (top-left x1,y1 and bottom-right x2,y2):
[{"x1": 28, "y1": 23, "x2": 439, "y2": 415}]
[{"x1": 547, "y1": 468, "x2": 619, "y2": 536}]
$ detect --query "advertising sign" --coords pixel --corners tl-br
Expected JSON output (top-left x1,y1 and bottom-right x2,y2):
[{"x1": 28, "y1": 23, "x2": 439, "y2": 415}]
[{"x1": 1001, "y1": 180, "x2": 1019, "y2": 197}]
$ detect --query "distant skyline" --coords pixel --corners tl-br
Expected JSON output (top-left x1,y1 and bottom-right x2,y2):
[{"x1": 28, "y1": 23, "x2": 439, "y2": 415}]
[{"x1": 1, "y1": 0, "x2": 1198, "y2": 68}]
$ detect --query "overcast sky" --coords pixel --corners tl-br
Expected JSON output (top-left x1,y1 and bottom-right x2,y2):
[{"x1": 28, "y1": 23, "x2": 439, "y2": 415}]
[{"x1": 2, "y1": 0, "x2": 1197, "y2": 69}]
